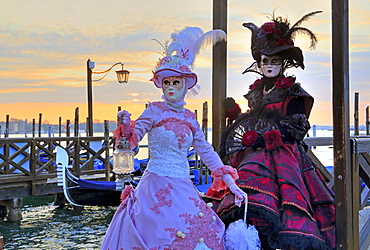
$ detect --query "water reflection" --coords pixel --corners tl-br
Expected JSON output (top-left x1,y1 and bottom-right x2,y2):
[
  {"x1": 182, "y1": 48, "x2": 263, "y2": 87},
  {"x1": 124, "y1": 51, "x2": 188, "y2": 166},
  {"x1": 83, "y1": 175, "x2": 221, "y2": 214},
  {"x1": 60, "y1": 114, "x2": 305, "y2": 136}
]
[{"x1": 0, "y1": 195, "x2": 115, "y2": 249}]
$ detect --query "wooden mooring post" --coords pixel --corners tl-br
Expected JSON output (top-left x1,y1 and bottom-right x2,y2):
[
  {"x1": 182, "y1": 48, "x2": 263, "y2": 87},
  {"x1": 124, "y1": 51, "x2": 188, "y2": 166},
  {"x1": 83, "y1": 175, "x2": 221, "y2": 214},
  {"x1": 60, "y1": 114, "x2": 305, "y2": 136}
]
[
  {"x1": 74, "y1": 107, "x2": 79, "y2": 137},
  {"x1": 332, "y1": 0, "x2": 358, "y2": 249},
  {"x1": 202, "y1": 102, "x2": 210, "y2": 184},
  {"x1": 5, "y1": 115, "x2": 9, "y2": 138},
  {"x1": 66, "y1": 119, "x2": 70, "y2": 137},
  {"x1": 366, "y1": 106, "x2": 369, "y2": 135},
  {"x1": 38, "y1": 113, "x2": 42, "y2": 137},
  {"x1": 354, "y1": 92, "x2": 359, "y2": 136},
  {"x1": 59, "y1": 117, "x2": 62, "y2": 137},
  {"x1": 212, "y1": 0, "x2": 227, "y2": 150},
  {"x1": 32, "y1": 119, "x2": 35, "y2": 137},
  {"x1": 0, "y1": 198, "x2": 22, "y2": 222}
]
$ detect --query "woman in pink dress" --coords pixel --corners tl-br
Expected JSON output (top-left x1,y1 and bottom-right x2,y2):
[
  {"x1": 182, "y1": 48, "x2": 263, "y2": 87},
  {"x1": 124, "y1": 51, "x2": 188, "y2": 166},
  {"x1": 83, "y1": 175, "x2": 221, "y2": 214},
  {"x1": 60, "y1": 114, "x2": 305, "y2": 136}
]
[{"x1": 101, "y1": 27, "x2": 245, "y2": 250}]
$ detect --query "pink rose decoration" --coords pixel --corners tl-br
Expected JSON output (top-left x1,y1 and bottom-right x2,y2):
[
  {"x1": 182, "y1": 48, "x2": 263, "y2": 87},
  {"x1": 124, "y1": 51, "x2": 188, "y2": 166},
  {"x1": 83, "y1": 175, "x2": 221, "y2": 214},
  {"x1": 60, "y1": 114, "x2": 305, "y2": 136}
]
[{"x1": 178, "y1": 65, "x2": 191, "y2": 72}]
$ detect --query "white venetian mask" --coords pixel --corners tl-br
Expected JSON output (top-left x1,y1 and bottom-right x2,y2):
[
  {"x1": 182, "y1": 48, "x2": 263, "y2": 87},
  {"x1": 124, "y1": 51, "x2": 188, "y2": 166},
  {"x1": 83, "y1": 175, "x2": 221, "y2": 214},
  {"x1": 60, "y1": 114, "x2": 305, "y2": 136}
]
[
  {"x1": 260, "y1": 55, "x2": 282, "y2": 78},
  {"x1": 162, "y1": 76, "x2": 186, "y2": 103}
]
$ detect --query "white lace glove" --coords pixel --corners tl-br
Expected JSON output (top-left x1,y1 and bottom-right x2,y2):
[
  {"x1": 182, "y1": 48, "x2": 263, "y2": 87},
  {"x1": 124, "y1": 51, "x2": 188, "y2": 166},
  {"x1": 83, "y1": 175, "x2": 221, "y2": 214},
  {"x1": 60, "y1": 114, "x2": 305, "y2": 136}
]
[{"x1": 223, "y1": 174, "x2": 247, "y2": 206}]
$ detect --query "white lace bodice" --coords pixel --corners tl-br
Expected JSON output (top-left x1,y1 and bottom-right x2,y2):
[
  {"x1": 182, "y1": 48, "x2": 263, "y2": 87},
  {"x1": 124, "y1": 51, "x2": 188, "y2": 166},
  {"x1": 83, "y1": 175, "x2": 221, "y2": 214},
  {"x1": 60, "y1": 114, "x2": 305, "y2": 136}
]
[
  {"x1": 147, "y1": 120, "x2": 193, "y2": 177},
  {"x1": 132, "y1": 101, "x2": 224, "y2": 178}
]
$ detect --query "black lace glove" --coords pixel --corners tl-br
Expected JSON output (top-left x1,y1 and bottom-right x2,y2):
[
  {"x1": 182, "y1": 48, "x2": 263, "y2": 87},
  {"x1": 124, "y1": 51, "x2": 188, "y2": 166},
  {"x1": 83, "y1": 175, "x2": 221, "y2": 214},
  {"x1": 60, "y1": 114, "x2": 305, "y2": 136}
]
[{"x1": 279, "y1": 113, "x2": 310, "y2": 141}]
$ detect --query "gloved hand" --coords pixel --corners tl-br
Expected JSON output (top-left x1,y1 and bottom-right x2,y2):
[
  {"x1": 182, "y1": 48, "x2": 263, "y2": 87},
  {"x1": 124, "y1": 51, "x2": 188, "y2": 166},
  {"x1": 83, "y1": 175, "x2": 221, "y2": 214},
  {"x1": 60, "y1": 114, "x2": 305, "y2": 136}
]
[
  {"x1": 223, "y1": 174, "x2": 247, "y2": 206},
  {"x1": 280, "y1": 113, "x2": 310, "y2": 141},
  {"x1": 117, "y1": 110, "x2": 131, "y2": 138}
]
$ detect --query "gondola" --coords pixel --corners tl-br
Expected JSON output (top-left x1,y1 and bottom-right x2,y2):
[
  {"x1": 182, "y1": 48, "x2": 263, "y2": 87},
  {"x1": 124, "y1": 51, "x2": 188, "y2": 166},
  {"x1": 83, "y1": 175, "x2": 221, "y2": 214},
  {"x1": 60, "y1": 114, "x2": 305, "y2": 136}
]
[
  {"x1": 56, "y1": 146, "x2": 206, "y2": 207},
  {"x1": 56, "y1": 146, "x2": 130, "y2": 207}
]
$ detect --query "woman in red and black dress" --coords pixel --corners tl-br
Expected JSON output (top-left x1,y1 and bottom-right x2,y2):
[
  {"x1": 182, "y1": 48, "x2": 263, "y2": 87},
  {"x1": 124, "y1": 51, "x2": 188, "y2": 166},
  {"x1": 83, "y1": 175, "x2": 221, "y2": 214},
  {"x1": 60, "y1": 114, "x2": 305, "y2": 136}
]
[{"x1": 206, "y1": 12, "x2": 336, "y2": 250}]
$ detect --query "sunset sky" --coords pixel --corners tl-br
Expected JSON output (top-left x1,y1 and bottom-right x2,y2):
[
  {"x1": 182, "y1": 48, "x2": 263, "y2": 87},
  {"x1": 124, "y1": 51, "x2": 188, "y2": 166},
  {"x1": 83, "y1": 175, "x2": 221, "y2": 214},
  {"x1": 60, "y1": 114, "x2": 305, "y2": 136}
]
[{"x1": 0, "y1": 0, "x2": 369, "y2": 127}]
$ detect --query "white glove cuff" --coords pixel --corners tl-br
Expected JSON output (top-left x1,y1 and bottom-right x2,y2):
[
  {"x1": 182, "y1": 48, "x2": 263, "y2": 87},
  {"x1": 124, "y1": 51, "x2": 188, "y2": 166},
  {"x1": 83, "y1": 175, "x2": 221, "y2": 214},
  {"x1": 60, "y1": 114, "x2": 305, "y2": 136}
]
[{"x1": 222, "y1": 174, "x2": 235, "y2": 187}]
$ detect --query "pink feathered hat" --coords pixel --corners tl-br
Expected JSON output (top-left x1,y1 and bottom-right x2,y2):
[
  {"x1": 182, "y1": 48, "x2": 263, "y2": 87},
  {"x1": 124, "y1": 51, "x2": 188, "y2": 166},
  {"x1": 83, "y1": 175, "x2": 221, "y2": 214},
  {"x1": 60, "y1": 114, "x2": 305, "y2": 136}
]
[
  {"x1": 150, "y1": 54, "x2": 198, "y2": 89},
  {"x1": 150, "y1": 27, "x2": 226, "y2": 89}
]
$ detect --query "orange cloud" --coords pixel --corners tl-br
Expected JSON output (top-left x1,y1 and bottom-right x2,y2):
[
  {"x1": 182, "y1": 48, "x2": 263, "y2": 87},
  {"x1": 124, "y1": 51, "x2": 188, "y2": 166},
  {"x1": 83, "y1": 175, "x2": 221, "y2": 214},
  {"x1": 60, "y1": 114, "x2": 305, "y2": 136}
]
[{"x1": 0, "y1": 88, "x2": 54, "y2": 93}]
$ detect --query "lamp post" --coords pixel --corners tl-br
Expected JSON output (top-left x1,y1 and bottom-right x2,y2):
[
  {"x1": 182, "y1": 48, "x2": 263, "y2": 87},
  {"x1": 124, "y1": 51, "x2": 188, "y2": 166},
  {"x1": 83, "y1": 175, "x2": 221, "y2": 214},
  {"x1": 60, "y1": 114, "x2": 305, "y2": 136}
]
[{"x1": 86, "y1": 59, "x2": 130, "y2": 136}]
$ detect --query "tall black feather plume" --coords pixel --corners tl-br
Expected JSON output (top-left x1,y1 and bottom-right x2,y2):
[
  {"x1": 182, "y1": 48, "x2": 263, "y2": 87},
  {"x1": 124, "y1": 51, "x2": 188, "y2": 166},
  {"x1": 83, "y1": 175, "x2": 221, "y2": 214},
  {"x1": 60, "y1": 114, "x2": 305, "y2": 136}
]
[
  {"x1": 289, "y1": 11, "x2": 323, "y2": 31},
  {"x1": 284, "y1": 11, "x2": 322, "y2": 49},
  {"x1": 290, "y1": 27, "x2": 319, "y2": 49}
]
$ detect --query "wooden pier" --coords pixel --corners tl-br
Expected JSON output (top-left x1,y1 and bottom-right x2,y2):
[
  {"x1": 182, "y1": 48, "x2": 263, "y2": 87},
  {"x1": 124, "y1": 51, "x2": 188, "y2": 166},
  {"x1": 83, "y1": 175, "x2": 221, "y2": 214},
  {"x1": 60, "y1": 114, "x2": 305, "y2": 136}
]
[{"x1": 0, "y1": 120, "x2": 113, "y2": 220}]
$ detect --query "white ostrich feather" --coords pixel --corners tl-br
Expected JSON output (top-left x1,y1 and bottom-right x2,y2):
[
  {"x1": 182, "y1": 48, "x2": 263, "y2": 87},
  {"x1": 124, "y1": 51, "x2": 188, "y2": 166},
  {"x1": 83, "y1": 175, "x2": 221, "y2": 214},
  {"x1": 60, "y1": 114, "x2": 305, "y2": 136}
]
[
  {"x1": 195, "y1": 29, "x2": 227, "y2": 57},
  {"x1": 166, "y1": 41, "x2": 184, "y2": 57},
  {"x1": 167, "y1": 27, "x2": 226, "y2": 66}
]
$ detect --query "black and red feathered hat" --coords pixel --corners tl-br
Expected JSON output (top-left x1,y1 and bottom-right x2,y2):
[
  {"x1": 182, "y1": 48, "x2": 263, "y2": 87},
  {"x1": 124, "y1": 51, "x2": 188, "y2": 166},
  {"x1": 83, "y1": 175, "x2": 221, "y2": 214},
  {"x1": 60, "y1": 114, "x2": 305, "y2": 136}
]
[{"x1": 243, "y1": 11, "x2": 322, "y2": 74}]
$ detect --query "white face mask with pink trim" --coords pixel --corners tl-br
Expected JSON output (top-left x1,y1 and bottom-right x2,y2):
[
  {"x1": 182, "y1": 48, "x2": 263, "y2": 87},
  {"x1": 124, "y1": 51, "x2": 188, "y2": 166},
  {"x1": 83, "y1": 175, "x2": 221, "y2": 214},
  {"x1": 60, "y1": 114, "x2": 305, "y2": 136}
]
[{"x1": 162, "y1": 76, "x2": 186, "y2": 103}]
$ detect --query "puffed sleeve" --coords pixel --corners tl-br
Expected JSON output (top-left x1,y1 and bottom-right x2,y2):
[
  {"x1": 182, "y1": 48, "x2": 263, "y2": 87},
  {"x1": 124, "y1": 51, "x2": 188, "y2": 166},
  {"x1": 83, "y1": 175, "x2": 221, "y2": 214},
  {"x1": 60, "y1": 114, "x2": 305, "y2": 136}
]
[
  {"x1": 114, "y1": 104, "x2": 156, "y2": 149},
  {"x1": 191, "y1": 121, "x2": 224, "y2": 172},
  {"x1": 132, "y1": 104, "x2": 156, "y2": 143}
]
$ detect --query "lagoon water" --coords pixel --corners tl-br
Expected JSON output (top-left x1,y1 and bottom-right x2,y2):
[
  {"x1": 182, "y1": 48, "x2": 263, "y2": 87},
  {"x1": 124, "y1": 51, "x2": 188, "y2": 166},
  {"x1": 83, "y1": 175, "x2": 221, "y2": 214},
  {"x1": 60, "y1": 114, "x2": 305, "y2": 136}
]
[{"x1": 0, "y1": 195, "x2": 115, "y2": 249}]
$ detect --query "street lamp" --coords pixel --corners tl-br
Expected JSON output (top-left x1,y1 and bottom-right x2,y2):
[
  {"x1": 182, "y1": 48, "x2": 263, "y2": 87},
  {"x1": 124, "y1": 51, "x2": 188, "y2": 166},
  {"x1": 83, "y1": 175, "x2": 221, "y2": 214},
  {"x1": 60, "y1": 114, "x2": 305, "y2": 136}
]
[{"x1": 86, "y1": 59, "x2": 130, "y2": 136}]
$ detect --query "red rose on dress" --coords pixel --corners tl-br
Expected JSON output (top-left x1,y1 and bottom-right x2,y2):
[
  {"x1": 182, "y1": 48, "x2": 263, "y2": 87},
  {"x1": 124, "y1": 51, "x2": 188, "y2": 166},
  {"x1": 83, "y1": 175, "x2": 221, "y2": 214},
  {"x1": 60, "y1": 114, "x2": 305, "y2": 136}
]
[
  {"x1": 274, "y1": 77, "x2": 294, "y2": 89},
  {"x1": 249, "y1": 79, "x2": 262, "y2": 90},
  {"x1": 242, "y1": 131, "x2": 258, "y2": 146},
  {"x1": 264, "y1": 130, "x2": 283, "y2": 150}
]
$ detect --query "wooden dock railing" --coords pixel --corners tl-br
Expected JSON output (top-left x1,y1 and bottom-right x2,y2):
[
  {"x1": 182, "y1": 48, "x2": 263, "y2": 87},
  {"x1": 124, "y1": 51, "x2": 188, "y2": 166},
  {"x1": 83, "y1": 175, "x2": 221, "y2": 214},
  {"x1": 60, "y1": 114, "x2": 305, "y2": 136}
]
[
  {"x1": 305, "y1": 136, "x2": 370, "y2": 250},
  {"x1": 0, "y1": 120, "x2": 113, "y2": 202}
]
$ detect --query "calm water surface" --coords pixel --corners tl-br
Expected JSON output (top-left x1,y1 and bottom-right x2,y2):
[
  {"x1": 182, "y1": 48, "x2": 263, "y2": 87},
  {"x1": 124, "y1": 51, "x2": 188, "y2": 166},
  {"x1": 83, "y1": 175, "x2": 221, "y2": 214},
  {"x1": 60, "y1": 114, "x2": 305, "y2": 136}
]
[{"x1": 0, "y1": 195, "x2": 116, "y2": 249}]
